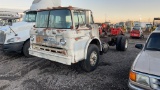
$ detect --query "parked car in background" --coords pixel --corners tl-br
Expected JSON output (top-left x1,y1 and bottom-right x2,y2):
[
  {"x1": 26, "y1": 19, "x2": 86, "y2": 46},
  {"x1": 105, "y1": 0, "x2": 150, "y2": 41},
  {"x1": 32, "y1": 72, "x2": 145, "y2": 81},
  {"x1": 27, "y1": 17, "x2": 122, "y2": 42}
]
[
  {"x1": 129, "y1": 30, "x2": 160, "y2": 90},
  {"x1": 155, "y1": 25, "x2": 160, "y2": 31},
  {"x1": 130, "y1": 26, "x2": 144, "y2": 39}
]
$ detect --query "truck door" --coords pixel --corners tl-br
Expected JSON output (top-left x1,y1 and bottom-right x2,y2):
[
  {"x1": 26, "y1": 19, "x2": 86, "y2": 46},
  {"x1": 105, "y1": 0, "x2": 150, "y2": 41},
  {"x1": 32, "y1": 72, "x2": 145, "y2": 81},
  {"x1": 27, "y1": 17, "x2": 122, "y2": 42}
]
[{"x1": 73, "y1": 10, "x2": 91, "y2": 61}]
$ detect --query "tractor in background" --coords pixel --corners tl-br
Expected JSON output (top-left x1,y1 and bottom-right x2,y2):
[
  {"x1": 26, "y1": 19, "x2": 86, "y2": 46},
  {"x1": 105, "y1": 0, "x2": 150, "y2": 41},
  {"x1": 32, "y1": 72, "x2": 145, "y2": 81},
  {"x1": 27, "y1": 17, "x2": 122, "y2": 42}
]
[
  {"x1": 151, "y1": 18, "x2": 160, "y2": 32},
  {"x1": 145, "y1": 24, "x2": 152, "y2": 32}
]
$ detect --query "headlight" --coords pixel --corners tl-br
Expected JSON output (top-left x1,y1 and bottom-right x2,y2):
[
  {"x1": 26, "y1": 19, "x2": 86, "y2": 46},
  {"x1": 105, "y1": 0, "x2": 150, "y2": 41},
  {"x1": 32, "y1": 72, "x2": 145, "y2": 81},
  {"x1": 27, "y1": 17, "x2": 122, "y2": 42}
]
[
  {"x1": 7, "y1": 38, "x2": 14, "y2": 43},
  {"x1": 7, "y1": 37, "x2": 20, "y2": 43},
  {"x1": 129, "y1": 71, "x2": 150, "y2": 86},
  {"x1": 60, "y1": 39, "x2": 66, "y2": 45},
  {"x1": 137, "y1": 74, "x2": 150, "y2": 86},
  {"x1": 150, "y1": 78, "x2": 159, "y2": 89}
]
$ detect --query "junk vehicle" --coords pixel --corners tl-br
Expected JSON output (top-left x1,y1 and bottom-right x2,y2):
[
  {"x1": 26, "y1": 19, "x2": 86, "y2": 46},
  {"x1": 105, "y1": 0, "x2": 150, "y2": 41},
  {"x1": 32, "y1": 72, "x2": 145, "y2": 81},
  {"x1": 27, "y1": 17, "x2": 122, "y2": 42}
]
[
  {"x1": 29, "y1": 6, "x2": 128, "y2": 72},
  {"x1": 145, "y1": 24, "x2": 152, "y2": 32},
  {"x1": 126, "y1": 21, "x2": 134, "y2": 33},
  {"x1": 0, "y1": 0, "x2": 60, "y2": 57},
  {"x1": 0, "y1": 11, "x2": 21, "y2": 28},
  {"x1": 119, "y1": 22, "x2": 127, "y2": 32},
  {"x1": 151, "y1": 18, "x2": 160, "y2": 32},
  {"x1": 130, "y1": 26, "x2": 144, "y2": 39},
  {"x1": 100, "y1": 23, "x2": 128, "y2": 49}
]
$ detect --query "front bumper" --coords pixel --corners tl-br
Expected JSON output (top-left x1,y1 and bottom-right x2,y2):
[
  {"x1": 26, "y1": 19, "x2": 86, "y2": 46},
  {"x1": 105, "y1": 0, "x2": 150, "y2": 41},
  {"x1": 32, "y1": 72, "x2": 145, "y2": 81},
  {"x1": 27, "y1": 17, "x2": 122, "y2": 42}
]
[
  {"x1": 129, "y1": 82, "x2": 143, "y2": 90},
  {"x1": 130, "y1": 33, "x2": 140, "y2": 37},
  {"x1": 29, "y1": 49, "x2": 73, "y2": 65},
  {"x1": 128, "y1": 80, "x2": 151, "y2": 90},
  {"x1": 3, "y1": 42, "x2": 24, "y2": 52}
]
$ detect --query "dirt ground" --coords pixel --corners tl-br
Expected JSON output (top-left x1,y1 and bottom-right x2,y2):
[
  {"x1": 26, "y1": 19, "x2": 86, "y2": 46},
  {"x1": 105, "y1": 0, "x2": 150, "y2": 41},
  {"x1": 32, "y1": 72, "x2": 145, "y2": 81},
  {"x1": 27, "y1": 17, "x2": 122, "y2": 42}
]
[{"x1": 0, "y1": 35, "x2": 147, "y2": 90}]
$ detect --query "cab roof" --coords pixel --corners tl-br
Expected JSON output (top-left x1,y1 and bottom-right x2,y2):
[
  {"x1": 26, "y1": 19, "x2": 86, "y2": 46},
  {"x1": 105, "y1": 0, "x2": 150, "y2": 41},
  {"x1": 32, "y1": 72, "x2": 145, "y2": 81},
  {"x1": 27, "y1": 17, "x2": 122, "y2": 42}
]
[{"x1": 38, "y1": 6, "x2": 91, "y2": 11}]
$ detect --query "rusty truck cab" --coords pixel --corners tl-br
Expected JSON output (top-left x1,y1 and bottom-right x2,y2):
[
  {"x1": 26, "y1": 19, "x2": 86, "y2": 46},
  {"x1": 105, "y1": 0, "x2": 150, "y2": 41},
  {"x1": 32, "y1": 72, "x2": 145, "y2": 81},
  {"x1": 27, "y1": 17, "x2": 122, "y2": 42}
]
[{"x1": 29, "y1": 6, "x2": 103, "y2": 72}]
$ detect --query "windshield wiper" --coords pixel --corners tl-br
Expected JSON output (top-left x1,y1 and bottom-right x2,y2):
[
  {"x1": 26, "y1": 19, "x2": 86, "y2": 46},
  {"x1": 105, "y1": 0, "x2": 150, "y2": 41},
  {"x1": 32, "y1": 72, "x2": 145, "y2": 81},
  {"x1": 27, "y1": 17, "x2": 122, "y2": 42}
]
[{"x1": 9, "y1": 26, "x2": 18, "y2": 36}]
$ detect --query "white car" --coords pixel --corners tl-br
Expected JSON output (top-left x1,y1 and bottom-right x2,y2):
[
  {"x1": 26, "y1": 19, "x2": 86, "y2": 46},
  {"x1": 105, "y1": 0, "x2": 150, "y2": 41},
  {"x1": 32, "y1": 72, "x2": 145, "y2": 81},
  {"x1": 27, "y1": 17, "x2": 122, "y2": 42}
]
[{"x1": 129, "y1": 30, "x2": 160, "y2": 89}]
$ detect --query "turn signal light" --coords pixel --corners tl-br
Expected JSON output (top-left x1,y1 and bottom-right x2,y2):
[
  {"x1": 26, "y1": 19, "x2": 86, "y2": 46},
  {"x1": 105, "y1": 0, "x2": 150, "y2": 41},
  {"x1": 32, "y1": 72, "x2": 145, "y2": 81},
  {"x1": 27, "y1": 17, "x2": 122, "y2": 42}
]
[{"x1": 129, "y1": 71, "x2": 136, "y2": 82}]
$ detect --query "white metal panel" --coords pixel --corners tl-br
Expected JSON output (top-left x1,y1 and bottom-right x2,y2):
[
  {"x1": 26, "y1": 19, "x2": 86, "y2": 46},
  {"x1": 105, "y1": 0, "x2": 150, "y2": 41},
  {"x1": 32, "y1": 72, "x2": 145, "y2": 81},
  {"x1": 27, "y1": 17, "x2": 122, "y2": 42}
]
[{"x1": 30, "y1": 0, "x2": 61, "y2": 10}]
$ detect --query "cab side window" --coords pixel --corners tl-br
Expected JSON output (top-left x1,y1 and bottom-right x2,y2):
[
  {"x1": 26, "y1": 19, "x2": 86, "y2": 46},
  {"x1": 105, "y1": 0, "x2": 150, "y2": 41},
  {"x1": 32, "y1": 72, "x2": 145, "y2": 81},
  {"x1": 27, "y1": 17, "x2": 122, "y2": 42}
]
[{"x1": 74, "y1": 11, "x2": 86, "y2": 27}]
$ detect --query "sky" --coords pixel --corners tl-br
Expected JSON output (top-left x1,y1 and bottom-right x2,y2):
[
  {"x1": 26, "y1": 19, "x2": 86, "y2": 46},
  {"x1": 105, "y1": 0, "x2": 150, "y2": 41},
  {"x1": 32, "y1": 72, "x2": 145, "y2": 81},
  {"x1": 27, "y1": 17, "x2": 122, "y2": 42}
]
[{"x1": 0, "y1": 0, "x2": 160, "y2": 23}]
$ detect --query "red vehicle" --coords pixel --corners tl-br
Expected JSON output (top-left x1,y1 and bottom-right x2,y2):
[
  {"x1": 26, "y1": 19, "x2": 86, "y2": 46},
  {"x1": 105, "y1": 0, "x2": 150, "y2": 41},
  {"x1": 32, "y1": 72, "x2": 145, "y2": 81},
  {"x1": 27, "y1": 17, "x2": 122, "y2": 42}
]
[
  {"x1": 110, "y1": 27, "x2": 124, "y2": 36},
  {"x1": 99, "y1": 23, "x2": 128, "y2": 51},
  {"x1": 99, "y1": 23, "x2": 107, "y2": 36},
  {"x1": 130, "y1": 26, "x2": 144, "y2": 38}
]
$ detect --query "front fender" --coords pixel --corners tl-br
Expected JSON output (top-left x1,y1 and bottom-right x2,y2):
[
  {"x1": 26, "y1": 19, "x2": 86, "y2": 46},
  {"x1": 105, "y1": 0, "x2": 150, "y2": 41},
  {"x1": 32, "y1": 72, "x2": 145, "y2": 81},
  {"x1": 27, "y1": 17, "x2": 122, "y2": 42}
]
[
  {"x1": 4, "y1": 29, "x2": 30, "y2": 44},
  {"x1": 84, "y1": 37, "x2": 102, "y2": 59}
]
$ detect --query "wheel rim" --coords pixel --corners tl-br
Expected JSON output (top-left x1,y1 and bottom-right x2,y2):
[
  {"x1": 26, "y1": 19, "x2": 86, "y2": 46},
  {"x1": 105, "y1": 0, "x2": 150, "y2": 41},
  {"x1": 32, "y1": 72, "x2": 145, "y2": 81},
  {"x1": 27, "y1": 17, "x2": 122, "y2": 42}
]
[
  {"x1": 90, "y1": 51, "x2": 98, "y2": 66},
  {"x1": 125, "y1": 39, "x2": 128, "y2": 49}
]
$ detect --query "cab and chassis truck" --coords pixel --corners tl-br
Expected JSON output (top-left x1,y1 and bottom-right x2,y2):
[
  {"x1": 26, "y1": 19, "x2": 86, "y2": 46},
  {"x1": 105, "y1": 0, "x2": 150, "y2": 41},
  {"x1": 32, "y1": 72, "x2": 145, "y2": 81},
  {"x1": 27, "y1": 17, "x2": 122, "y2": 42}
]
[{"x1": 29, "y1": 6, "x2": 128, "y2": 72}]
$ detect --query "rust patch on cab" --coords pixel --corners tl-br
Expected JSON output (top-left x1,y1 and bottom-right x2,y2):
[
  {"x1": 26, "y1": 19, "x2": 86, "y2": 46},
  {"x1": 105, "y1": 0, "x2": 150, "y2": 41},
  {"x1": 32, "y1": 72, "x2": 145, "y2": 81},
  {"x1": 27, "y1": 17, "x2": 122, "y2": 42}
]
[{"x1": 57, "y1": 29, "x2": 66, "y2": 33}]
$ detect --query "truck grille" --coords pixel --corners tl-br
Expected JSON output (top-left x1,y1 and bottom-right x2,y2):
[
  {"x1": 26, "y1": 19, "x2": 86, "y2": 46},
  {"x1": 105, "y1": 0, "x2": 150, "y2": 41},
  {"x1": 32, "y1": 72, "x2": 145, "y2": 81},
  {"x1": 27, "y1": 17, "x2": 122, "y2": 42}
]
[
  {"x1": 32, "y1": 44, "x2": 67, "y2": 56},
  {"x1": 150, "y1": 77, "x2": 160, "y2": 89},
  {"x1": 0, "y1": 31, "x2": 6, "y2": 44}
]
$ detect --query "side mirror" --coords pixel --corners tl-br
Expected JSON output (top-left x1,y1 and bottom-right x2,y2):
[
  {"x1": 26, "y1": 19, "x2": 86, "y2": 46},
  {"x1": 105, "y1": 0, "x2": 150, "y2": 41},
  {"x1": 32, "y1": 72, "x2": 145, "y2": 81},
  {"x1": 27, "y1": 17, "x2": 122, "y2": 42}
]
[{"x1": 135, "y1": 44, "x2": 143, "y2": 49}]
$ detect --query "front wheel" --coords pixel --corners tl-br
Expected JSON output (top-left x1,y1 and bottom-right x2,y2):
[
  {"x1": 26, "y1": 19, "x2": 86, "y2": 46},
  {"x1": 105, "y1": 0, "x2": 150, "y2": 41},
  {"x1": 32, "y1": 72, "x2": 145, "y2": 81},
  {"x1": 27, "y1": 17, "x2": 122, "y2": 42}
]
[{"x1": 80, "y1": 44, "x2": 99, "y2": 72}]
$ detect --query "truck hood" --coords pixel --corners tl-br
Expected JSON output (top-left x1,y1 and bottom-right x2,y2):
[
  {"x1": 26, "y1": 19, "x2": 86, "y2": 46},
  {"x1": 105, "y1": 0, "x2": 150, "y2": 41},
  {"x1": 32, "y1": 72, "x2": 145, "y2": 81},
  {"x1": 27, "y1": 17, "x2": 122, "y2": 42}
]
[
  {"x1": 0, "y1": 21, "x2": 34, "y2": 33},
  {"x1": 134, "y1": 50, "x2": 160, "y2": 76}
]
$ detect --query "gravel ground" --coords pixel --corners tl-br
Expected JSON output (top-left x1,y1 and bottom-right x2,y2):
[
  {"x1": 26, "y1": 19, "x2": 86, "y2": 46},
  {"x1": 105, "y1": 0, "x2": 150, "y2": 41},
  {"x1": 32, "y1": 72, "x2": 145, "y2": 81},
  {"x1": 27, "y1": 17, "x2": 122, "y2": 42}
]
[{"x1": 0, "y1": 36, "x2": 147, "y2": 90}]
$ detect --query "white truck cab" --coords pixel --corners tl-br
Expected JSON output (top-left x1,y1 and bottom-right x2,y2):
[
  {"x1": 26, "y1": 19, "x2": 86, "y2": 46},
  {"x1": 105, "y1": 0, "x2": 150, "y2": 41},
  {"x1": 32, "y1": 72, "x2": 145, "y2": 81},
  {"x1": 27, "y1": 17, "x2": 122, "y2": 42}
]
[
  {"x1": 0, "y1": 10, "x2": 37, "y2": 56},
  {"x1": 0, "y1": 0, "x2": 61, "y2": 57},
  {"x1": 29, "y1": 6, "x2": 108, "y2": 72}
]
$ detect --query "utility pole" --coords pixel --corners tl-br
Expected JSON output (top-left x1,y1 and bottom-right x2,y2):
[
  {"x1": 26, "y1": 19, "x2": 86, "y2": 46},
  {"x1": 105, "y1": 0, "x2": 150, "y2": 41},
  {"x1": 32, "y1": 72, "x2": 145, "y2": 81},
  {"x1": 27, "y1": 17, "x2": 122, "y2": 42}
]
[{"x1": 105, "y1": 14, "x2": 106, "y2": 23}]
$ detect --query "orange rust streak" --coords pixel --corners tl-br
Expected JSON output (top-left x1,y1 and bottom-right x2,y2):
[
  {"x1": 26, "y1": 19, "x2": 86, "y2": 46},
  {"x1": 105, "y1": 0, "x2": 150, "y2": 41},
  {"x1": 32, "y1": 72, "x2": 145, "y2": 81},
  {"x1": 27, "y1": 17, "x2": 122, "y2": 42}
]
[
  {"x1": 47, "y1": 28, "x2": 52, "y2": 30},
  {"x1": 77, "y1": 29, "x2": 92, "y2": 30},
  {"x1": 57, "y1": 29, "x2": 66, "y2": 33},
  {"x1": 75, "y1": 37, "x2": 81, "y2": 41}
]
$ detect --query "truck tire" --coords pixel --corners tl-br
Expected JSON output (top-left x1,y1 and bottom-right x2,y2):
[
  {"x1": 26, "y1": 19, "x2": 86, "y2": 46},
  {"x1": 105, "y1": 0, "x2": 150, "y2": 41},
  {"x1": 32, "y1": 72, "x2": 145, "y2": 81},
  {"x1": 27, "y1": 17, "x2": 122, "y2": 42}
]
[
  {"x1": 116, "y1": 35, "x2": 122, "y2": 51},
  {"x1": 102, "y1": 42, "x2": 109, "y2": 53},
  {"x1": 120, "y1": 36, "x2": 128, "y2": 51},
  {"x1": 22, "y1": 40, "x2": 31, "y2": 57},
  {"x1": 80, "y1": 44, "x2": 99, "y2": 72}
]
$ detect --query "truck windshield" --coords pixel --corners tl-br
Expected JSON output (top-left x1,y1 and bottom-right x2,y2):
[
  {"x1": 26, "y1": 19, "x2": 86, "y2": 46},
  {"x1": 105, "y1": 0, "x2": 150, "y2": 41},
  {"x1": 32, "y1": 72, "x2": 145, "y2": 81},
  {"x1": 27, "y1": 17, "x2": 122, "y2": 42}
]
[
  {"x1": 145, "y1": 33, "x2": 160, "y2": 51},
  {"x1": 23, "y1": 11, "x2": 37, "y2": 22},
  {"x1": 36, "y1": 11, "x2": 49, "y2": 28},
  {"x1": 36, "y1": 9, "x2": 72, "y2": 29}
]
